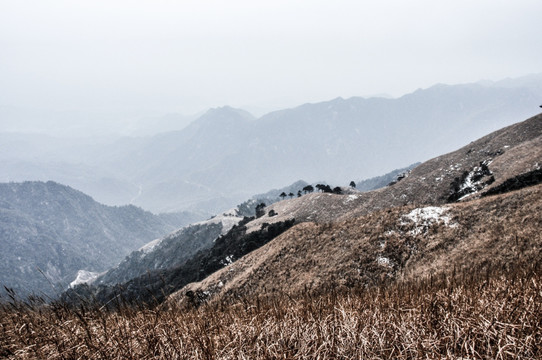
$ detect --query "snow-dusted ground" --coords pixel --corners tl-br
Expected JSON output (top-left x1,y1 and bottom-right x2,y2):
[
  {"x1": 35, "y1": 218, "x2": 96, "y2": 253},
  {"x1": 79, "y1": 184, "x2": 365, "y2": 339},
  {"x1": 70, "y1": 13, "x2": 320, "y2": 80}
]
[
  {"x1": 193, "y1": 208, "x2": 243, "y2": 235},
  {"x1": 400, "y1": 206, "x2": 456, "y2": 235},
  {"x1": 136, "y1": 208, "x2": 244, "y2": 259},
  {"x1": 344, "y1": 194, "x2": 359, "y2": 203},
  {"x1": 458, "y1": 160, "x2": 493, "y2": 200},
  {"x1": 70, "y1": 270, "x2": 101, "y2": 288},
  {"x1": 139, "y1": 238, "x2": 162, "y2": 254}
]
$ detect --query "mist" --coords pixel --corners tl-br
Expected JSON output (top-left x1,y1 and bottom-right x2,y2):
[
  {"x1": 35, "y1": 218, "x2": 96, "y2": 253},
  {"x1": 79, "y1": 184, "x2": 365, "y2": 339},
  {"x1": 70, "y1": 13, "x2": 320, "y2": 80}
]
[{"x1": 1, "y1": 0, "x2": 541, "y2": 136}]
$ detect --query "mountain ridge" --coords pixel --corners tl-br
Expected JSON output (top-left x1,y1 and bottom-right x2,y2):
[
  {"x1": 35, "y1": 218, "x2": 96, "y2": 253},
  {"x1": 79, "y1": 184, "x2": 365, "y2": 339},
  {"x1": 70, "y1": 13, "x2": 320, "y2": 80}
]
[{"x1": 2, "y1": 75, "x2": 540, "y2": 214}]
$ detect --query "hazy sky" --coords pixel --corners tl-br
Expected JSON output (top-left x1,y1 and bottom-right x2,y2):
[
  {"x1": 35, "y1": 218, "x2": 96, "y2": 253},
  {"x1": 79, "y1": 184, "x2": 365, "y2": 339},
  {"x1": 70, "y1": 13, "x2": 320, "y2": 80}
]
[{"x1": 1, "y1": 0, "x2": 541, "y2": 117}]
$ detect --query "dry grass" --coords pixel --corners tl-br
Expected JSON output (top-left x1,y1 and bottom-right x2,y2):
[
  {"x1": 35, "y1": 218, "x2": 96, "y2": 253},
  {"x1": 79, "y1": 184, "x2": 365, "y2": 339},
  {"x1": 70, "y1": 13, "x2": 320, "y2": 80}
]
[{"x1": 1, "y1": 261, "x2": 540, "y2": 359}]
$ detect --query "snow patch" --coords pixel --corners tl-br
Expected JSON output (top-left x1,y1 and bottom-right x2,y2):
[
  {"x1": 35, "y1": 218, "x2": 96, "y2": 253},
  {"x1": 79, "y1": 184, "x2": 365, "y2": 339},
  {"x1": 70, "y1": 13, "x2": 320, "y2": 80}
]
[
  {"x1": 377, "y1": 256, "x2": 391, "y2": 267},
  {"x1": 221, "y1": 255, "x2": 234, "y2": 266},
  {"x1": 70, "y1": 270, "x2": 101, "y2": 288},
  {"x1": 344, "y1": 194, "x2": 359, "y2": 203},
  {"x1": 458, "y1": 160, "x2": 493, "y2": 200},
  {"x1": 400, "y1": 206, "x2": 456, "y2": 235},
  {"x1": 449, "y1": 159, "x2": 494, "y2": 202},
  {"x1": 139, "y1": 238, "x2": 162, "y2": 254},
  {"x1": 194, "y1": 208, "x2": 243, "y2": 235}
]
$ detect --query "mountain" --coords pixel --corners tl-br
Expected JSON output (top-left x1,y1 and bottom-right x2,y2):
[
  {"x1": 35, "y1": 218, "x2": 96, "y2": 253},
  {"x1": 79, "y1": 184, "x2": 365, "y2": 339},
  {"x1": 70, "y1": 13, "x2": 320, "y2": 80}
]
[
  {"x1": 175, "y1": 182, "x2": 542, "y2": 306},
  {"x1": 0, "y1": 181, "x2": 189, "y2": 298},
  {"x1": 168, "y1": 112, "x2": 542, "y2": 304},
  {"x1": 163, "y1": 114, "x2": 542, "y2": 306},
  {"x1": 65, "y1": 112, "x2": 542, "y2": 306},
  {"x1": 1, "y1": 75, "x2": 540, "y2": 214},
  {"x1": 65, "y1": 180, "x2": 312, "y2": 303},
  {"x1": 91, "y1": 209, "x2": 245, "y2": 287},
  {"x1": 115, "y1": 75, "x2": 542, "y2": 212}
]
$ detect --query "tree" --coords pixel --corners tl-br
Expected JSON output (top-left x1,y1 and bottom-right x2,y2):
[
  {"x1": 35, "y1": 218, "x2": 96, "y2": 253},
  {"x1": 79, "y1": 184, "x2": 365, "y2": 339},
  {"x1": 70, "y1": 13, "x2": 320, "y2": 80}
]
[
  {"x1": 316, "y1": 184, "x2": 332, "y2": 193},
  {"x1": 255, "y1": 203, "x2": 266, "y2": 218},
  {"x1": 302, "y1": 185, "x2": 314, "y2": 194},
  {"x1": 288, "y1": 192, "x2": 294, "y2": 199},
  {"x1": 333, "y1": 186, "x2": 342, "y2": 194},
  {"x1": 350, "y1": 181, "x2": 356, "y2": 188},
  {"x1": 279, "y1": 192, "x2": 287, "y2": 200},
  {"x1": 297, "y1": 190, "x2": 302, "y2": 197}
]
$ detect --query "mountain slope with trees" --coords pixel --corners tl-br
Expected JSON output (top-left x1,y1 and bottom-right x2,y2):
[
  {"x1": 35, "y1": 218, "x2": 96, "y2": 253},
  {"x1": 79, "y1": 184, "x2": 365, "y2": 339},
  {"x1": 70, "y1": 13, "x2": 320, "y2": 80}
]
[{"x1": 0, "y1": 181, "x2": 181, "y2": 298}]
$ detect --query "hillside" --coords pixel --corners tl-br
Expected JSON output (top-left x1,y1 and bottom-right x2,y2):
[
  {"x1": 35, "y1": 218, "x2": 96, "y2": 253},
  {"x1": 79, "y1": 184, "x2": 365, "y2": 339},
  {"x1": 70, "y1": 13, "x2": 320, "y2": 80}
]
[
  {"x1": 166, "y1": 112, "x2": 542, "y2": 305},
  {"x1": 0, "y1": 181, "x2": 182, "y2": 298},
  {"x1": 242, "y1": 112, "x2": 542, "y2": 228},
  {"x1": 64, "y1": 112, "x2": 542, "y2": 307},
  {"x1": 92, "y1": 209, "x2": 244, "y2": 287},
  {"x1": 174, "y1": 184, "x2": 542, "y2": 304}
]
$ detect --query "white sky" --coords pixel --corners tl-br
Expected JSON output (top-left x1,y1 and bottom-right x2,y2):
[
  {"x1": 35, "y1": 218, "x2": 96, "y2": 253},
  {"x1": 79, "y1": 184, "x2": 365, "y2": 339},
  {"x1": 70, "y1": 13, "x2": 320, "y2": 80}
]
[{"x1": 1, "y1": 0, "x2": 541, "y2": 117}]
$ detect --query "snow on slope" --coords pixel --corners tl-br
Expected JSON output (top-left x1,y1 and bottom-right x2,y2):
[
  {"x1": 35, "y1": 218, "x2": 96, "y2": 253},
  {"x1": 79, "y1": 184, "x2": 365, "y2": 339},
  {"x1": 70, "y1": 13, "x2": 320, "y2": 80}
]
[
  {"x1": 70, "y1": 270, "x2": 101, "y2": 288},
  {"x1": 400, "y1": 206, "x2": 457, "y2": 236},
  {"x1": 193, "y1": 208, "x2": 243, "y2": 236}
]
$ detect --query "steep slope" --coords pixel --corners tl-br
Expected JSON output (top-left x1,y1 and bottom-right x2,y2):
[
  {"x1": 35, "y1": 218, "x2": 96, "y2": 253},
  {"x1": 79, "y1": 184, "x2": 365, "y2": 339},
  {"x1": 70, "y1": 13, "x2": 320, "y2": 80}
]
[
  {"x1": 172, "y1": 184, "x2": 542, "y2": 305},
  {"x1": 167, "y1": 113, "x2": 542, "y2": 305},
  {"x1": 63, "y1": 216, "x2": 296, "y2": 305},
  {"x1": 63, "y1": 180, "x2": 326, "y2": 305},
  {"x1": 65, "y1": 112, "x2": 542, "y2": 307},
  {"x1": 0, "y1": 181, "x2": 179, "y2": 298},
  {"x1": 93, "y1": 209, "x2": 244, "y2": 286}
]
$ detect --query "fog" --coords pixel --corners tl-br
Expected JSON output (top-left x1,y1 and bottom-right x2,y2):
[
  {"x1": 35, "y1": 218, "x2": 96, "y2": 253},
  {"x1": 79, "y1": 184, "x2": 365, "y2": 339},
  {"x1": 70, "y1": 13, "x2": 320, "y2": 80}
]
[
  {"x1": 1, "y1": 0, "x2": 541, "y2": 214},
  {"x1": 1, "y1": 0, "x2": 541, "y2": 135}
]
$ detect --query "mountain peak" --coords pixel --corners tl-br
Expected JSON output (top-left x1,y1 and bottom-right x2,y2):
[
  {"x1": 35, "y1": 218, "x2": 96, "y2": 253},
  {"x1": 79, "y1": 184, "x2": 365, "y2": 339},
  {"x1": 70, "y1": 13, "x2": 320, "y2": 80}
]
[{"x1": 204, "y1": 106, "x2": 255, "y2": 121}]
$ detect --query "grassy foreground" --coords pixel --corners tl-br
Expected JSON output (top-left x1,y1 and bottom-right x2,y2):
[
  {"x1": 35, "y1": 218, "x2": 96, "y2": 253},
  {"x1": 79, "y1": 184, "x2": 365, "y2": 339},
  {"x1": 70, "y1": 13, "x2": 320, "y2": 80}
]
[{"x1": 1, "y1": 263, "x2": 541, "y2": 359}]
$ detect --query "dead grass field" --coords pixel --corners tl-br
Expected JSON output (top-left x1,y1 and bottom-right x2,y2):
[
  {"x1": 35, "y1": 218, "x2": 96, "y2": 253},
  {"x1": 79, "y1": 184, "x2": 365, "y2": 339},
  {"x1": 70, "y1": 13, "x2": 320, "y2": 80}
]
[{"x1": 1, "y1": 260, "x2": 540, "y2": 359}]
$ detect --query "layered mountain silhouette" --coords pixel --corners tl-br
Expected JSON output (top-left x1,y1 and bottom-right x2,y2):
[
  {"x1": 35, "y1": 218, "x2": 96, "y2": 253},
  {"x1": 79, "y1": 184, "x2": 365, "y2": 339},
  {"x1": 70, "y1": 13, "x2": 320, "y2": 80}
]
[
  {"x1": 118, "y1": 76, "x2": 542, "y2": 213},
  {"x1": 1, "y1": 75, "x2": 541, "y2": 213},
  {"x1": 64, "y1": 112, "x2": 542, "y2": 306}
]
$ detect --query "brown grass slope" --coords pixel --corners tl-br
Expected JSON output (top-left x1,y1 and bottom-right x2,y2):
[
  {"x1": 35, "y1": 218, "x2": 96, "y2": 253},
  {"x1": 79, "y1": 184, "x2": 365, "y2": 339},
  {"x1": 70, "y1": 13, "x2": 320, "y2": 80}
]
[
  {"x1": 172, "y1": 184, "x2": 542, "y2": 304},
  {"x1": 170, "y1": 113, "x2": 542, "y2": 305},
  {"x1": 2, "y1": 263, "x2": 540, "y2": 359}
]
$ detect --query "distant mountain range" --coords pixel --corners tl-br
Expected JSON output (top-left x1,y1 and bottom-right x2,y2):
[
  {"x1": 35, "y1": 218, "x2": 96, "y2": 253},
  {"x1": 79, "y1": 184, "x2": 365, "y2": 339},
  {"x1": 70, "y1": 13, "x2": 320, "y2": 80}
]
[
  {"x1": 0, "y1": 181, "x2": 201, "y2": 298},
  {"x1": 1, "y1": 75, "x2": 540, "y2": 214},
  {"x1": 64, "y1": 112, "x2": 542, "y2": 306}
]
